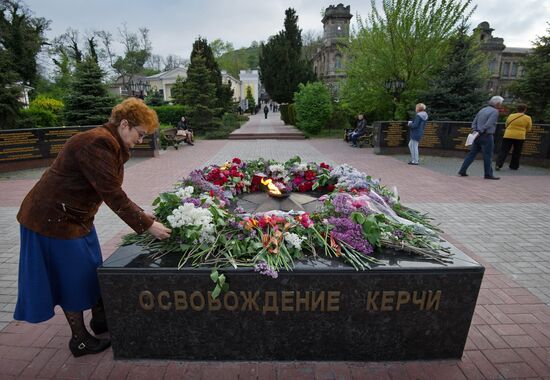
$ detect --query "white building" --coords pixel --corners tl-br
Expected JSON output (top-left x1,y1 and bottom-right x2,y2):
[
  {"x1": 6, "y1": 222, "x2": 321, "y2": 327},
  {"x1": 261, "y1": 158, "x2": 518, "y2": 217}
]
[
  {"x1": 146, "y1": 67, "x2": 188, "y2": 101},
  {"x1": 221, "y1": 70, "x2": 241, "y2": 101},
  {"x1": 17, "y1": 82, "x2": 33, "y2": 108},
  {"x1": 239, "y1": 69, "x2": 260, "y2": 105}
]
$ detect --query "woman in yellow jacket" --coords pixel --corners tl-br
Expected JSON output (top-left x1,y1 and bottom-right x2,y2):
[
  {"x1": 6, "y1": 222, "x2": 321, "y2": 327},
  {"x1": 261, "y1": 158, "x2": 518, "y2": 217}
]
[{"x1": 496, "y1": 103, "x2": 532, "y2": 170}]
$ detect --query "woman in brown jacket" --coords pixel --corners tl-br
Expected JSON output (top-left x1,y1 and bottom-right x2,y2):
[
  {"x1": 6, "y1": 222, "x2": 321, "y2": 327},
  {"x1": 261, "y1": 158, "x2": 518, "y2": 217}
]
[{"x1": 14, "y1": 98, "x2": 171, "y2": 357}]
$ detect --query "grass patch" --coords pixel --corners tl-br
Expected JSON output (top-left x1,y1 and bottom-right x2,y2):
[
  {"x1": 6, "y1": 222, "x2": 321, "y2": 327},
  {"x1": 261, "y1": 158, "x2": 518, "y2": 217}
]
[{"x1": 304, "y1": 128, "x2": 346, "y2": 139}]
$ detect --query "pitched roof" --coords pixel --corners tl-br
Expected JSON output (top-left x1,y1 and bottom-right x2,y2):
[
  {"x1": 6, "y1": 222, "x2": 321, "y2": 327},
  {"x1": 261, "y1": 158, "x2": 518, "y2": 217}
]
[{"x1": 146, "y1": 67, "x2": 187, "y2": 80}]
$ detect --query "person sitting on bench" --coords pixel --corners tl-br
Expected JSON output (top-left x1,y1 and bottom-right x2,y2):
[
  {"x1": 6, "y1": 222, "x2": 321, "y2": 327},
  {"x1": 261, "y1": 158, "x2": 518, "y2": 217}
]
[
  {"x1": 176, "y1": 116, "x2": 194, "y2": 146},
  {"x1": 349, "y1": 114, "x2": 367, "y2": 147}
]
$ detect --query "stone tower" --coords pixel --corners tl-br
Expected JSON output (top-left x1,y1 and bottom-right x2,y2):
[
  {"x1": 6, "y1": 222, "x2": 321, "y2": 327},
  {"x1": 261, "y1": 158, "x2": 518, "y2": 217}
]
[
  {"x1": 473, "y1": 21, "x2": 529, "y2": 100},
  {"x1": 312, "y1": 4, "x2": 353, "y2": 94}
]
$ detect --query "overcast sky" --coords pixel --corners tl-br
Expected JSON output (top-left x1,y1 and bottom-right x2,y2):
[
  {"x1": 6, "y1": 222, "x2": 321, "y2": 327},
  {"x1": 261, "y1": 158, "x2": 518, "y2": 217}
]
[{"x1": 25, "y1": 0, "x2": 550, "y2": 62}]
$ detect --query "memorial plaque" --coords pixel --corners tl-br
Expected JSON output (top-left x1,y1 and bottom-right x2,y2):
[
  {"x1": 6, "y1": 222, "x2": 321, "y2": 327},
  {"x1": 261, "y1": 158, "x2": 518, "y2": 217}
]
[
  {"x1": 523, "y1": 124, "x2": 550, "y2": 157},
  {"x1": 451, "y1": 125, "x2": 472, "y2": 151},
  {"x1": 375, "y1": 120, "x2": 550, "y2": 166},
  {"x1": 0, "y1": 126, "x2": 159, "y2": 171},
  {"x1": 418, "y1": 122, "x2": 443, "y2": 148},
  {"x1": 379, "y1": 122, "x2": 408, "y2": 148},
  {"x1": 99, "y1": 243, "x2": 484, "y2": 361}
]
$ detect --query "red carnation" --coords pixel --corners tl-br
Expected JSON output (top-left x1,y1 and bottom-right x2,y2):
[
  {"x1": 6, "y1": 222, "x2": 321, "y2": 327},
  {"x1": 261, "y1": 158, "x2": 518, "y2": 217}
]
[{"x1": 304, "y1": 170, "x2": 316, "y2": 181}]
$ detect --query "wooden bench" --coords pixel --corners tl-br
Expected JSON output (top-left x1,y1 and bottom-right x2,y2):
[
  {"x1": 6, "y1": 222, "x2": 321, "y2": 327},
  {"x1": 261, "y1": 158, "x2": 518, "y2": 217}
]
[
  {"x1": 357, "y1": 128, "x2": 375, "y2": 148},
  {"x1": 343, "y1": 126, "x2": 375, "y2": 148},
  {"x1": 162, "y1": 128, "x2": 188, "y2": 150}
]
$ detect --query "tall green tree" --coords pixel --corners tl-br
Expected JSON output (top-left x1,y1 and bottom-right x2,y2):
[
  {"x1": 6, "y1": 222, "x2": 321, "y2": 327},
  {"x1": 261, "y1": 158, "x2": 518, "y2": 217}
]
[
  {"x1": 63, "y1": 55, "x2": 114, "y2": 126},
  {"x1": 190, "y1": 37, "x2": 232, "y2": 113},
  {"x1": 245, "y1": 85, "x2": 255, "y2": 112},
  {"x1": 97, "y1": 26, "x2": 152, "y2": 92},
  {"x1": 420, "y1": 23, "x2": 487, "y2": 121},
  {"x1": 0, "y1": 0, "x2": 49, "y2": 87},
  {"x1": 509, "y1": 25, "x2": 550, "y2": 122},
  {"x1": 259, "y1": 8, "x2": 316, "y2": 103},
  {"x1": 170, "y1": 75, "x2": 186, "y2": 105},
  {"x1": 183, "y1": 54, "x2": 220, "y2": 133},
  {"x1": 341, "y1": 0, "x2": 474, "y2": 120},
  {"x1": 0, "y1": 50, "x2": 22, "y2": 129},
  {"x1": 210, "y1": 39, "x2": 234, "y2": 58}
]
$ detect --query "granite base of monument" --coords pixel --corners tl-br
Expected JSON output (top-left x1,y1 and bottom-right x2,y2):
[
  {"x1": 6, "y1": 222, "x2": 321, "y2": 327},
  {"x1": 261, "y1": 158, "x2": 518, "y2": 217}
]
[{"x1": 98, "y1": 244, "x2": 484, "y2": 361}]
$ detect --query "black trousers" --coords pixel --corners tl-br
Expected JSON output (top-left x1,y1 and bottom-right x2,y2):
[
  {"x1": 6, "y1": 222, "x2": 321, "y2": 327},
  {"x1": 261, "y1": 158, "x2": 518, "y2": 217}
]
[{"x1": 496, "y1": 138, "x2": 524, "y2": 170}]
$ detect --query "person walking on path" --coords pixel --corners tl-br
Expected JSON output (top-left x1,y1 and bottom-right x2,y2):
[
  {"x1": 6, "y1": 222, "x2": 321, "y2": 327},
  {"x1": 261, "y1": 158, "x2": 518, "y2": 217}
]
[
  {"x1": 263, "y1": 105, "x2": 269, "y2": 119},
  {"x1": 458, "y1": 96, "x2": 503, "y2": 180},
  {"x1": 13, "y1": 98, "x2": 172, "y2": 358},
  {"x1": 495, "y1": 103, "x2": 532, "y2": 171},
  {"x1": 407, "y1": 103, "x2": 428, "y2": 165}
]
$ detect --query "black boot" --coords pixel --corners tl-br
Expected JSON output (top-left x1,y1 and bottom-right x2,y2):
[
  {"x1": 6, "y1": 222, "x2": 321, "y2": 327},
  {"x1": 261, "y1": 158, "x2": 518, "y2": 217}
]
[
  {"x1": 64, "y1": 310, "x2": 111, "y2": 357},
  {"x1": 90, "y1": 298, "x2": 108, "y2": 335}
]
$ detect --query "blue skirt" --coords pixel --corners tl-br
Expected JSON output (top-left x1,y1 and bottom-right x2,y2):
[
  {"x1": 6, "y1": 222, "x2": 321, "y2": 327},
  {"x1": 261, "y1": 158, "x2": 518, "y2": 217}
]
[{"x1": 14, "y1": 225, "x2": 103, "y2": 323}]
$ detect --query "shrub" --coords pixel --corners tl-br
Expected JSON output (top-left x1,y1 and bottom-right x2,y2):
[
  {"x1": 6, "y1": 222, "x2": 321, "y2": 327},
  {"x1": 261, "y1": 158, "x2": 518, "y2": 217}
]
[
  {"x1": 326, "y1": 103, "x2": 354, "y2": 131},
  {"x1": 151, "y1": 105, "x2": 188, "y2": 126},
  {"x1": 288, "y1": 103, "x2": 297, "y2": 126},
  {"x1": 30, "y1": 96, "x2": 64, "y2": 115},
  {"x1": 280, "y1": 104, "x2": 290, "y2": 124},
  {"x1": 293, "y1": 82, "x2": 332, "y2": 134},
  {"x1": 17, "y1": 107, "x2": 58, "y2": 128},
  {"x1": 221, "y1": 112, "x2": 240, "y2": 129}
]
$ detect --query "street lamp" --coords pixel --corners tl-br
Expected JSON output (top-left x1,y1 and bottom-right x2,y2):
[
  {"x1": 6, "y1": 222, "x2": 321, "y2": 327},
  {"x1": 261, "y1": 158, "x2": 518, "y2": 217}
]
[{"x1": 384, "y1": 78, "x2": 406, "y2": 120}]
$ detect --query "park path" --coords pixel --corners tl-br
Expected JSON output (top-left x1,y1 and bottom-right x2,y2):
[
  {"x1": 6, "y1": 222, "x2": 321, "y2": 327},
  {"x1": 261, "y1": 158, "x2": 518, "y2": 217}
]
[
  {"x1": 228, "y1": 108, "x2": 305, "y2": 139},
  {"x1": 0, "y1": 112, "x2": 549, "y2": 379}
]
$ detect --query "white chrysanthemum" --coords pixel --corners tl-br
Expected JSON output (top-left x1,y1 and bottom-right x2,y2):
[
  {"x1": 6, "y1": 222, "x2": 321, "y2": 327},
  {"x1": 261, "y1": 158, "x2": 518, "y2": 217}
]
[
  {"x1": 294, "y1": 163, "x2": 308, "y2": 172},
  {"x1": 284, "y1": 232, "x2": 305, "y2": 250},
  {"x1": 199, "y1": 224, "x2": 216, "y2": 244},
  {"x1": 175, "y1": 186, "x2": 194, "y2": 199},
  {"x1": 199, "y1": 194, "x2": 215, "y2": 206},
  {"x1": 166, "y1": 203, "x2": 213, "y2": 229},
  {"x1": 268, "y1": 164, "x2": 285, "y2": 173}
]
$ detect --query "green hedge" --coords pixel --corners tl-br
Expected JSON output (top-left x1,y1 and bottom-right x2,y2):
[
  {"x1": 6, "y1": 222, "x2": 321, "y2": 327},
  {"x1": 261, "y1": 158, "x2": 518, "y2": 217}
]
[
  {"x1": 293, "y1": 82, "x2": 332, "y2": 135},
  {"x1": 151, "y1": 105, "x2": 188, "y2": 126},
  {"x1": 288, "y1": 104, "x2": 297, "y2": 126},
  {"x1": 280, "y1": 104, "x2": 290, "y2": 125},
  {"x1": 16, "y1": 108, "x2": 58, "y2": 128}
]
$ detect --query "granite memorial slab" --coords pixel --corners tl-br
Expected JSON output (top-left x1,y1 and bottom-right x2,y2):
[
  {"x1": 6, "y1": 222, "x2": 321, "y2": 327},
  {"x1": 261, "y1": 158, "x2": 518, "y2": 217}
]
[{"x1": 98, "y1": 242, "x2": 484, "y2": 361}]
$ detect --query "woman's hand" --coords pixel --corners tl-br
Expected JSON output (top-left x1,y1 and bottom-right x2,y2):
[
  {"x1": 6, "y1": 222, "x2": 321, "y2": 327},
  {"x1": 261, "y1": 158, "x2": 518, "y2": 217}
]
[{"x1": 147, "y1": 221, "x2": 171, "y2": 240}]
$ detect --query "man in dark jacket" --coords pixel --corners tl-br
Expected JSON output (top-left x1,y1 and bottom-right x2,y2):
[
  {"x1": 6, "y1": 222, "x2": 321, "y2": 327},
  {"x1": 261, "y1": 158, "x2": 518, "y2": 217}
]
[
  {"x1": 263, "y1": 105, "x2": 269, "y2": 119},
  {"x1": 349, "y1": 114, "x2": 367, "y2": 147}
]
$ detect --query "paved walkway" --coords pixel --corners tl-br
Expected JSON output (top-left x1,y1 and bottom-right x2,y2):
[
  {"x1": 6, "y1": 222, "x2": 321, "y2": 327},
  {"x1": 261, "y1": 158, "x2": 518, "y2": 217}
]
[
  {"x1": 1, "y1": 112, "x2": 550, "y2": 379},
  {"x1": 228, "y1": 110, "x2": 305, "y2": 139}
]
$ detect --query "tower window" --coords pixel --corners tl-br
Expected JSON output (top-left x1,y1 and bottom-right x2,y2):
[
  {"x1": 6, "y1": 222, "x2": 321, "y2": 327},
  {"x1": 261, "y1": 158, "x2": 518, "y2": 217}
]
[
  {"x1": 510, "y1": 63, "x2": 518, "y2": 77},
  {"x1": 502, "y1": 62, "x2": 510, "y2": 77}
]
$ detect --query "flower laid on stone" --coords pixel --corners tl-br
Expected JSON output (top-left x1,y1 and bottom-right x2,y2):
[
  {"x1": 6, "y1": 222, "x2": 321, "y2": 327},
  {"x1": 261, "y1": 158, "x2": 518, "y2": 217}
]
[{"x1": 122, "y1": 156, "x2": 452, "y2": 286}]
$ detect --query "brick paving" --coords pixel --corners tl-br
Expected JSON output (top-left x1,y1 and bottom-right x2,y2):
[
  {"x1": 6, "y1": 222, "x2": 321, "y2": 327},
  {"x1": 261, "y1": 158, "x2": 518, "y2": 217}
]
[{"x1": 0, "y1": 112, "x2": 549, "y2": 379}]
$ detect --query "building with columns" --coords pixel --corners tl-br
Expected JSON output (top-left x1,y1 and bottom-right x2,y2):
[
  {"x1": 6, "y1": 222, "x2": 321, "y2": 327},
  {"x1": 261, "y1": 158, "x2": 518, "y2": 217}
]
[{"x1": 239, "y1": 69, "x2": 260, "y2": 105}]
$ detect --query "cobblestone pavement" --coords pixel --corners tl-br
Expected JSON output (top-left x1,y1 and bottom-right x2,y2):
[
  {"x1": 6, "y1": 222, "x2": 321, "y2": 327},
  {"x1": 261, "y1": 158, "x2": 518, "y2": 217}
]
[{"x1": 0, "y1": 113, "x2": 549, "y2": 379}]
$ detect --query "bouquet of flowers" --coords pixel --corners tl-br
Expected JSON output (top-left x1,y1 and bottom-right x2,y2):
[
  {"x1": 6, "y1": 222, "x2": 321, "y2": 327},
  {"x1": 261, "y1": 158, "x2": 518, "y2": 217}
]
[{"x1": 123, "y1": 156, "x2": 451, "y2": 295}]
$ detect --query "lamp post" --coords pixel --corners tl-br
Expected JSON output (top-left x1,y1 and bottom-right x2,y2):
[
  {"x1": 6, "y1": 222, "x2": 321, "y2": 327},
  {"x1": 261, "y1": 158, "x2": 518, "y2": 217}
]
[
  {"x1": 384, "y1": 78, "x2": 405, "y2": 120},
  {"x1": 128, "y1": 79, "x2": 151, "y2": 99}
]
